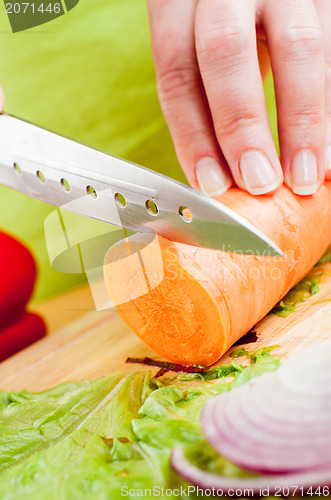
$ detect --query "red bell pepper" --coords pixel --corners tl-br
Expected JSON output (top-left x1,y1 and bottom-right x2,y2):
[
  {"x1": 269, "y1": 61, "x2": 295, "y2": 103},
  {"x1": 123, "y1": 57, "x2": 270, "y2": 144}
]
[
  {"x1": 0, "y1": 231, "x2": 36, "y2": 328},
  {"x1": 0, "y1": 231, "x2": 46, "y2": 360},
  {"x1": 0, "y1": 312, "x2": 46, "y2": 362}
]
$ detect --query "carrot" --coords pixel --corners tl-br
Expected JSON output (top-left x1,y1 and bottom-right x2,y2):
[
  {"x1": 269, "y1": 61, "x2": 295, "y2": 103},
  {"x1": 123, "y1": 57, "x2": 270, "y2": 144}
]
[{"x1": 104, "y1": 184, "x2": 331, "y2": 367}]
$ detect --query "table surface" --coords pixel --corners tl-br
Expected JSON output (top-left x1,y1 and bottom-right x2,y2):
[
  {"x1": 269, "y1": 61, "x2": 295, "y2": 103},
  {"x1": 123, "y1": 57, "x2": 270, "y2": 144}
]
[{"x1": 0, "y1": 262, "x2": 330, "y2": 392}]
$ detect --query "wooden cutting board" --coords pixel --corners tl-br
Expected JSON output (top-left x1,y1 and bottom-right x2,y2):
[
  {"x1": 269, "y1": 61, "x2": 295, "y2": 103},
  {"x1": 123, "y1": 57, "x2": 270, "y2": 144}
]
[{"x1": 0, "y1": 262, "x2": 330, "y2": 392}]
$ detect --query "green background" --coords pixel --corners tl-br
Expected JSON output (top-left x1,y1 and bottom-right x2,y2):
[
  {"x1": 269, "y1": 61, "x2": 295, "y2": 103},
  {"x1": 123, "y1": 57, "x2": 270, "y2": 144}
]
[{"x1": 0, "y1": 0, "x2": 278, "y2": 301}]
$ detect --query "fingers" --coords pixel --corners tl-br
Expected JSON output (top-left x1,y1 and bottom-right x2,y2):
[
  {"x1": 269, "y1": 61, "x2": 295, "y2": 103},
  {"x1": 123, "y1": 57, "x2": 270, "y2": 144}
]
[
  {"x1": 195, "y1": 0, "x2": 283, "y2": 195},
  {"x1": 314, "y1": 0, "x2": 331, "y2": 181},
  {"x1": 146, "y1": 0, "x2": 232, "y2": 195},
  {"x1": 263, "y1": 0, "x2": 325, "y2": 194},
  {"x1": 148, "y1": 0, "x2": 327, "y2": 197}
]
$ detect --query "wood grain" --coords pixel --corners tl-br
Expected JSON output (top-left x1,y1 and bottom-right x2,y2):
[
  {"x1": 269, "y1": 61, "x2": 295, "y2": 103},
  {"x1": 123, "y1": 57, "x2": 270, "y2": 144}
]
[{"x1": 1, "y1": 263, "x2": 330, "y2": 392}]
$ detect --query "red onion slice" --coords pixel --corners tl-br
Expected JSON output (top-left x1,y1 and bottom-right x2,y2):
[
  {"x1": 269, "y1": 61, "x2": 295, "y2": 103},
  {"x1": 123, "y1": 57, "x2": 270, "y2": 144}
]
[
  {"x1": 200, "y1": 341, "x2": 331, "y2": 474},
  {"x1": 278, "y1": 341, "x2": 331, "y2": 395},
  {"x1": 223, "y1": 387, "x2": 331, "y2": 448},
  {"x1": 236, "y1": 382, "x2": 331, "y2": 440},
  {"x1": 214, "y1": 389, "x2": 331, "y2": 473},
  {"x1": 241, "y1": 374, "x2": 331, "y2": 427},
  {"x1": 171, "y1": 447, "x2": 331, "y2": 495},
  {"x1": 205, "y1": 390, "x2": 331, "y2": 473},
  {"x1": 201, "y1": 393, "x2": 288, "y2": 473},
  {"x1": 201, "y1": 397, "x2": 221, "y2": 451}
]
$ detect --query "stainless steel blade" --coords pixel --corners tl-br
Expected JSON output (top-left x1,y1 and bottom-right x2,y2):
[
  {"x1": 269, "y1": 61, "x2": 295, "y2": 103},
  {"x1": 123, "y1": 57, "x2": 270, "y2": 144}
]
[{"x1": 0, "y1": 114, "x2": 282, "y2": 256}]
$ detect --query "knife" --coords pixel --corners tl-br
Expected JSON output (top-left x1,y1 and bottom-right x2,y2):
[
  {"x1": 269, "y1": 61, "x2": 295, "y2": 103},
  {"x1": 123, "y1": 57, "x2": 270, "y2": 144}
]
[{"x1": 0, "y1": 114, "x2": 282, "y2": 256}]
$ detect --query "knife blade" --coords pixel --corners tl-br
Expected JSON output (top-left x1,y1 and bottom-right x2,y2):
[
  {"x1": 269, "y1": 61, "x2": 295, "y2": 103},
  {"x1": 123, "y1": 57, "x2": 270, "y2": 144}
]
[{"x1": 0, "y1": 114, "x2": 282, "y2": 256}]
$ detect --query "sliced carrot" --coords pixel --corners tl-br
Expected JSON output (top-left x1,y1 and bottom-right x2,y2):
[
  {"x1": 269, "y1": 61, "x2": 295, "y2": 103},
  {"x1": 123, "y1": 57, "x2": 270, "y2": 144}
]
[{"x1": 104, "y1": 185, "x2": 331, "y2": 366}]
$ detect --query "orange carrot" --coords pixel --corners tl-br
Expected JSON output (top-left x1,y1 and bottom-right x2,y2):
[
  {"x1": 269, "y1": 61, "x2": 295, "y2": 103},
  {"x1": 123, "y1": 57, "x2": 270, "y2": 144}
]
[{"x1": 104, "y1": 184, "x2": 331, "y2": 366}]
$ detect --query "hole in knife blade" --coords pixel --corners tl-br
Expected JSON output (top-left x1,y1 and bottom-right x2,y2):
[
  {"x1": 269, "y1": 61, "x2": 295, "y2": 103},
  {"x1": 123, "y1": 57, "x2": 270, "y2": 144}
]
[
  {"x1": 36, "y1": 171, "x2": 46, "y2": 183},
  {"x1": 86, "y1": 185, "x2": 97, "y2": 199},
  {"x1": 145, "y1": 199, "x2": 158, "y2": 216},
  {"x1": 179, "y1": 206, "x2": 192, "y2": 223},
  {"x1": 13, "y1": 162, "x2": 22, "y2": 175},
  {"x1": 115, "y1": 192, "x2": 127, "y2": 208},
  {"x1": 61, "y1": 178, "x2": 70, "y2": 192}
]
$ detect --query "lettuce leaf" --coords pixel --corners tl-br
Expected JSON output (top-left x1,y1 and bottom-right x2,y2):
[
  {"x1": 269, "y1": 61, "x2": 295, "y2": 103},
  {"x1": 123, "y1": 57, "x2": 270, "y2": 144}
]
[{"x1": 0, "y1": 351, "x2": 279, "y2": 499}]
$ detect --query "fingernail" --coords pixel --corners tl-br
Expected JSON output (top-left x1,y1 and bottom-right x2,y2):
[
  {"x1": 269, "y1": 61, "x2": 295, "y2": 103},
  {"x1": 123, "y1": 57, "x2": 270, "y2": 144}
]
[
  {"x1": 326, "y1": 146, "x2": 331, "y2": 174},
  {"x1": 240, "y1": 151, "x2": 279, "y2": 195},
  {"x1": 290, "y1": 149, "x2": 318, "y2": 195},
  {"x1": 196, "y1": 157, "x2": 232, "y2": 197}
]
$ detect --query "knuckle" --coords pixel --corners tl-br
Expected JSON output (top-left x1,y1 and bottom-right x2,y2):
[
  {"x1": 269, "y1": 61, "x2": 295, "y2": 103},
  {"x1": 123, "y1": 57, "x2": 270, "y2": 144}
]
[
  {"x1": 278, "y1": 25, "x2": 323, "y2": 57},
  {"x1": 176, "y1": 126, "x2": 214, "y2": 149},
  {"x1": 286, "y1": 108, "x2": 323, "y2": 128},
  {"x1": 219, "y1": 110, "x2": 262, "y2": 139},
  {"x1": 200, "y1": 24, "x2": 251, "y2": 62},
  {"x1": 157, "y1": 61, "x2": 198, "y2": 101}
]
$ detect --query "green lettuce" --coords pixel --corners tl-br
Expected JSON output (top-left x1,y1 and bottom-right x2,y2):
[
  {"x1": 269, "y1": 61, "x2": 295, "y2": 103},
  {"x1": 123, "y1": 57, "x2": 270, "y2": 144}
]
[{"x1": 0, "y1": 349, "x2": 279, "y2": 499}]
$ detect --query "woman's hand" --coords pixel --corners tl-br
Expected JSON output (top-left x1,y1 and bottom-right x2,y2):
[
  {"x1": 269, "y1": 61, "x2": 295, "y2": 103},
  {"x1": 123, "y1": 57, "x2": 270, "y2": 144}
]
[{"x1": 147, "y1": 0, "x2": 331, "y2": 196}]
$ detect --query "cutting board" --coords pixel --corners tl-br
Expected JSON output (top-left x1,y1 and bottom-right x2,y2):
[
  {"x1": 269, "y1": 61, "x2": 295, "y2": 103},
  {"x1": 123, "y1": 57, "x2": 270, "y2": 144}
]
[{"x1": 0, "y1": 262, "x2": 330, "y2": 392}]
